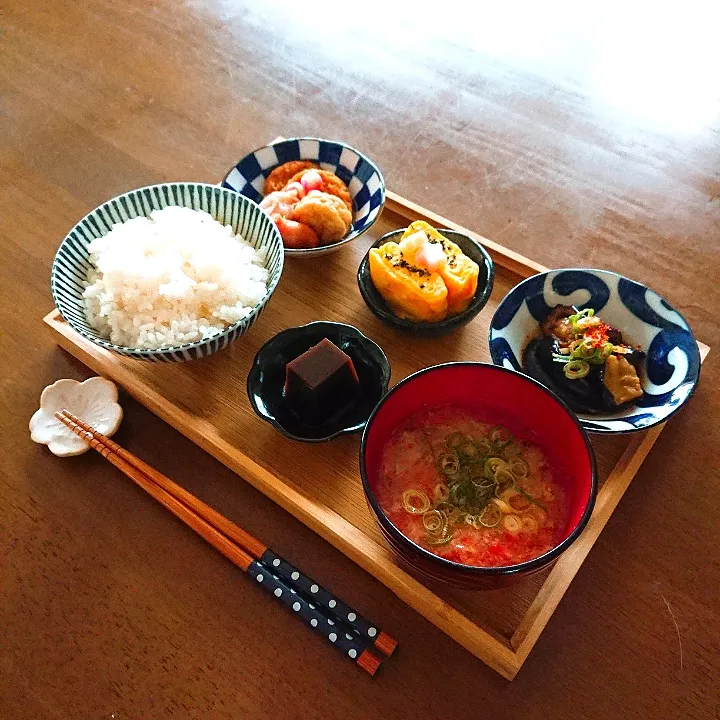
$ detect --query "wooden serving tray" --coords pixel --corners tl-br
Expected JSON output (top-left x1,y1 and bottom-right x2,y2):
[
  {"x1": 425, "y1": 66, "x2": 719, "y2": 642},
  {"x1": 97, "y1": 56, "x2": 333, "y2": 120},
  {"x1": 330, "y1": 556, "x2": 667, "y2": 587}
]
[{"x1": 43, "y1": 192, "x2": 710, "y2": 680}]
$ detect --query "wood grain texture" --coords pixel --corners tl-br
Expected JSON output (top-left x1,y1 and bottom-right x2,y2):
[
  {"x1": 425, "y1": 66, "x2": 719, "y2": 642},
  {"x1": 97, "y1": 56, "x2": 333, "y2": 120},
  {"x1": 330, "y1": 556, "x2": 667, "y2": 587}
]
[
  {"x1": 2, "y1": 0, "x2": 719, "y2": 717},
  {"x1": 40, "y1": 200, "x2": 711, "y2": 680}
]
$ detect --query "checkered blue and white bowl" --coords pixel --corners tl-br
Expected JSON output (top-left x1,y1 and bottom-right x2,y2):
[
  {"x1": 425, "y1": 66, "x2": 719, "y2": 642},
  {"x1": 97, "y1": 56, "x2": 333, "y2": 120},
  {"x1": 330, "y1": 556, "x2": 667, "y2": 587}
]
[
  {"x1": 222, "y1": 138, "x2": 385, "y2": 257},
  {"x1": 51, "y1": 183, "x2": 284, "y2": 362},
  {"x1": 488, "y1": 268, "x2": 701, "y2": 434}
]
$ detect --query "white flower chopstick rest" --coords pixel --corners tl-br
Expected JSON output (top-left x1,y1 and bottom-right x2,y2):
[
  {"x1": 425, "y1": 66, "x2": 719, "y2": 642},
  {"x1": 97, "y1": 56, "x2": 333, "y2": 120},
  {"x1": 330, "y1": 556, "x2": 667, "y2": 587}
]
[{"x1": 30, "y1": 377, "x2": 123, "y2": 457}]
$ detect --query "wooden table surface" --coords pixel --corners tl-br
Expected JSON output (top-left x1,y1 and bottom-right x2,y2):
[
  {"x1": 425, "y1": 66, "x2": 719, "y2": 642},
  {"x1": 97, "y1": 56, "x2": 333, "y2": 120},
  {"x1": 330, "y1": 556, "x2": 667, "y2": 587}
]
[{"x1": 2, "y1": 1, "x2": 719, "y2": 717}]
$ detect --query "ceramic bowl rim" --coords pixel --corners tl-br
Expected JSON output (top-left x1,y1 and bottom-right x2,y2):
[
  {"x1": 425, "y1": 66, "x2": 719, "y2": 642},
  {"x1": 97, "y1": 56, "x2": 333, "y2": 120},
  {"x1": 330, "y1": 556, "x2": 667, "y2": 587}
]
[
  {"x1": 50, "y1": 182, "x2": 284, "y2": 356},
  {"x1": 357, "y1": 228, "x2": 495, "y2": 333},
  {"x1": 487, "y1": 267, "x2": 702, "y2": 435},
  {"x1": 247, "y1": 320, "x2": 392, "y2": 442},
  {"x1": 221, "y1": 137, "x2": 386, "y2": 257},
  {"x1": 359, "y1": 361, "x2": 598, "y2": 577}
]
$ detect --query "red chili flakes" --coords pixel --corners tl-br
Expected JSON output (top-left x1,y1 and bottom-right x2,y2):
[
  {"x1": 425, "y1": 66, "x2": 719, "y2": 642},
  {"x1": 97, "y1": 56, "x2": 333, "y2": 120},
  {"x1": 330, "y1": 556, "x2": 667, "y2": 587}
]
[{"x1": 584, "y1": 322, "x2": 611, "y2": 348}]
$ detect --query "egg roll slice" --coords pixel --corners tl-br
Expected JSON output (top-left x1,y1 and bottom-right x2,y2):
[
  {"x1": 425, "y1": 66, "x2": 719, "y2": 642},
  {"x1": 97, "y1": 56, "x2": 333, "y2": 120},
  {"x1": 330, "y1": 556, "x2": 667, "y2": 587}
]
[
  {"x1": 402, "y1": 222, "x2": 479, "y2": 315},
  {"x1": 369, "y1": 242, "x2": 448, "y2": 323}
]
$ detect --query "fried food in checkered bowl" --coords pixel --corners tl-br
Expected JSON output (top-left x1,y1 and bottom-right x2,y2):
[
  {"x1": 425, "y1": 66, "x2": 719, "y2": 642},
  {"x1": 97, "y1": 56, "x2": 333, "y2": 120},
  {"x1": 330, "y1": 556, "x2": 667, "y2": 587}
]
[
  {"x1": 257, "y1": 161, "x2": 356, "y2": 248},
  {"x1": 287, "y1": 169, "x2": 353, "y2": 212},
  {"x1": 263, "y1": 160, "x2": 319, "y2": 195},
  {"x1": 291, "y1": 191, "x2": 352, "y2": 244}
]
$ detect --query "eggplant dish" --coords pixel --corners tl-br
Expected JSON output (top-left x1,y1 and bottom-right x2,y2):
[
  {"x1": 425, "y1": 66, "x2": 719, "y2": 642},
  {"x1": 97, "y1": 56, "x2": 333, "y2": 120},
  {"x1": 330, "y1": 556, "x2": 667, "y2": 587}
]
[{"x1": 523, "y1": 305, "x2": 644, "y2": 414}]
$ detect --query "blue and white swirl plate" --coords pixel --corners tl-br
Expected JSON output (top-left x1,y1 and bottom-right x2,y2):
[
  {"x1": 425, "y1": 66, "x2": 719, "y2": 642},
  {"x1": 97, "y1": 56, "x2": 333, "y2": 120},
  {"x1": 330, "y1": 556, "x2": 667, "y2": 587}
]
[
  {"x1": 488, "y1": 268, "x2": 701, "y2": 434},
  {"x1": 222, "y1": 138, "x2": 385, "y2": 257}
]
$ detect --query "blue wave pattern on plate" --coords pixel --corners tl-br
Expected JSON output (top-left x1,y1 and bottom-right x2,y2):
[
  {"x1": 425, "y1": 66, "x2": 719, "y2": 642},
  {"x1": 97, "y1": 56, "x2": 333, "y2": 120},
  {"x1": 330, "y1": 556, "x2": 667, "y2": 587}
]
[
  {"x1": 524, "y1": 270, "x2": 612, "y2": 322},
  {"x1": 618, "y1": 277, "x2": 683, "y2": 330},
  {"x1": 488, "y1": 268, "x2": 701, "y2": 434},
  {"x1": 51, "y1": 183, "x2": 284, "y2": 362},
  {"x1": 617, "y1": 277, "x2": 700, "y2": 389},
  {"x1": 488, "y1": 337, "x2": 522, "y2": 371},
  {"x1": 553, "y1": 270, "x2": 611, "y2": 313},
  {"x1": 492, "y1": 275, "x2": 543, "y2": 330},
  {"x1": 222, "y1": 138, "x2": 385, "y2": 247}
]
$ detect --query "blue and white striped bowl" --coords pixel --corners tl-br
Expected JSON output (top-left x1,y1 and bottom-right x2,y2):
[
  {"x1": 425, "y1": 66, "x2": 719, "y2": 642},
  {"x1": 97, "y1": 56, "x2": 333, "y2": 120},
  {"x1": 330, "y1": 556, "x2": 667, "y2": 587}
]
[
  {"x1": 488, "y1": 268, "x2": 701, "y2": 434},
  {"x1": 222, "y1": 138, "x2": 385, "y2": 257},
  {"x1": 51, "y1": 183, "x2": 284, "y2": 362}
]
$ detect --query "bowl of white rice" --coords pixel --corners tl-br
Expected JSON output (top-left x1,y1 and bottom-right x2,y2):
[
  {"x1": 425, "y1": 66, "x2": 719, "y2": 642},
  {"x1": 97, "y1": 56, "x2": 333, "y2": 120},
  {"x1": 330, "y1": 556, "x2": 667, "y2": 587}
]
[{"x1": 51, "y1": 183, "x2": 284, "y2": 361}]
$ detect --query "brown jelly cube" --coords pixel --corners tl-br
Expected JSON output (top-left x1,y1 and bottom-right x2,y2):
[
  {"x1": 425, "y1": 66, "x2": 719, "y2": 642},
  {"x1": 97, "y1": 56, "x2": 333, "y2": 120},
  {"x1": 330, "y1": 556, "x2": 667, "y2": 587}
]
[{"x1": 283, "y1": 338, "x2": 360, "y2": 423}]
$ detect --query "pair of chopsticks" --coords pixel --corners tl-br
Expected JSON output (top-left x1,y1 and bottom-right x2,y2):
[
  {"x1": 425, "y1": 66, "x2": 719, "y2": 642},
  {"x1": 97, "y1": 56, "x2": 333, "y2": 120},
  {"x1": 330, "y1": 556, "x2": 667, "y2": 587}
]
[{"x1": 56, "y1": 410, "x2": 396, "y2": 676}]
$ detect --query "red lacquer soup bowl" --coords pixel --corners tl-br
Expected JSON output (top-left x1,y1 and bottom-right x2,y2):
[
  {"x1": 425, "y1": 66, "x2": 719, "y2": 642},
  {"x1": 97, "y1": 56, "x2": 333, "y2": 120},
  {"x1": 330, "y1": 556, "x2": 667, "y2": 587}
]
[{"x1": 359, "y1": 362, "x2": 597, "y2": 589}]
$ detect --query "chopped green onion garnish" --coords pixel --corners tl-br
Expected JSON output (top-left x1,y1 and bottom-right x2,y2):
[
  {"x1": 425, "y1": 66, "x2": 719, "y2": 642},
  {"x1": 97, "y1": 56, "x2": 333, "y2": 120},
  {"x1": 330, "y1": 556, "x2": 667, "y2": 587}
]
[
  {"x1": 490, "y1": 426, "x2": 513, "y2": 445},
  {"x1": 471, "y1": 475, "x2": 495, "y2": 489},
  {"x1": 507, "y1": 491, "x2": 532, "y2": 512},
  {"x1": 490, "y1": 497, "x2": 512, "y2": 513},
  {"x1": 445, "y1": 432, "x2": 465, "y2": 450},
  {"x1": 474, "y1": 437, "x2": 494, "y2": 455},
  {"x1": 485, "y1": 457, "x2": 507, "y2": 476},
  {"x1": 568, "y1": 308, "x2": 594, "y2": 325},
  {"x1": 578, "y1": 338, "x2": 597, "y2": 357},
  {"x1": 412, "y1": 426, "x2": 550, "y2": 546},
  {"x1": 494, "y1": 468, "x2": 516, "y2": 495},
  {"x1": 402, "y1": 489, "x2": 431, "y2": 514},
  {"x1": 437, "y1": 453, "x2": 460, "y2": 476},
  {"x1": 477, "y1": 505, "x2": 503, "y2": 528},
  {"x1": 509, "y1": 459, "x2": 529, "y2": 479},
  {"x1": 517, "y1": 486, "x2": 547, "y2": 511},
  {"x1": 563, "y1": 359, "x2": 590, "y2": 379},
  {"x1": 446, "y1": 507, "x2": 466, "y2": 526},
  {"x1": 422, "y1": 510, "x2": 445, "y2": 533}
]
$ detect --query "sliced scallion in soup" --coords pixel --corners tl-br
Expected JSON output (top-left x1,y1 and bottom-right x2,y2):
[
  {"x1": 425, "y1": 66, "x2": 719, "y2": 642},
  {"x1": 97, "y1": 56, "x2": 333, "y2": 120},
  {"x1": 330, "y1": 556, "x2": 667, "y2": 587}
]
[{"x1": 376, "y1": 405, "x2": 569, "y2": 568}]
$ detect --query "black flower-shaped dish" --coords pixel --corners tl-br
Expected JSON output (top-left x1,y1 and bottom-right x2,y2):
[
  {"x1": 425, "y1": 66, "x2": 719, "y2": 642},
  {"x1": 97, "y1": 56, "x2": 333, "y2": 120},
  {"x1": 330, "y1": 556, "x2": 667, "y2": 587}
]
[
  {"x1": 247, "y1": 321, "x2": 391, "y2": 442},
  {"x1": 357, "y1": 228, "x2": 495, "y2": 336}
]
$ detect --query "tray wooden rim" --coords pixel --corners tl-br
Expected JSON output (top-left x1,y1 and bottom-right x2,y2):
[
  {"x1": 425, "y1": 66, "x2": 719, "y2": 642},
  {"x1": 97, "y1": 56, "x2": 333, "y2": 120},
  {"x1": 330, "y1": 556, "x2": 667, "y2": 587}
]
[{"x1": 43, "y1": 191, "x2": 711, "y2": 680}]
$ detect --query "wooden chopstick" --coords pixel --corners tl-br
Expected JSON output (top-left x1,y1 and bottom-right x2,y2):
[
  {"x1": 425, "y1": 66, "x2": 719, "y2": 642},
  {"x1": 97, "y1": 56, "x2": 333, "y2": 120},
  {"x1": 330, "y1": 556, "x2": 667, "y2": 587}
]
[
  {"x1": 56, "y1": 415, "x2": 257, "y2": 571},
  {"x1": 58, "y1": 409, "x2": 397, "y2": 658},
  {"x1": 63, "y1": 412, "x2": 267, "y2": 558},
  {"x1": 56, "y1": 410, "x2": 388, "y2": 674}
]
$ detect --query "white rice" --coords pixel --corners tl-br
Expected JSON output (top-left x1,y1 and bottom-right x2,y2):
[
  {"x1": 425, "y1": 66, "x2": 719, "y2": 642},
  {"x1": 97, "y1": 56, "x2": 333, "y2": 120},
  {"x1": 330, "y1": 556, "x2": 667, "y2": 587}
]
[{"x1": 82, "y1": 206, "x2": 269, "y2": 349}]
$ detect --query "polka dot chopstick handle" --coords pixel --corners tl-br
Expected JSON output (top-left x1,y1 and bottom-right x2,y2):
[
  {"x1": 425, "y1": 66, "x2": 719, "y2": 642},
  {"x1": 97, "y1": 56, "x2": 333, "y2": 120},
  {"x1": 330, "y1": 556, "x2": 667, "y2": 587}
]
[
  {"x1": 260, "y1": 549, "x2": 397, "y2": 658},
  {"x1": 249, "y1": 561, "x2": 381, "y2": 676}
]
